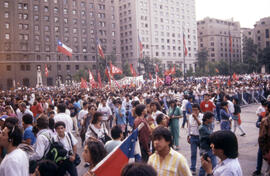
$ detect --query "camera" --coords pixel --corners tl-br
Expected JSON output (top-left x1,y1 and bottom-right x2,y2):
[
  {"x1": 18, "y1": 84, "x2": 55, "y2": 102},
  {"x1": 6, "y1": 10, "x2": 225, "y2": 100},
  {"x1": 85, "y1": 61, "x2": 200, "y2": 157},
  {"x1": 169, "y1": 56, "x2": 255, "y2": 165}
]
[{"x1": 203, "y1": 152, "x2": 209, "y2": 160}]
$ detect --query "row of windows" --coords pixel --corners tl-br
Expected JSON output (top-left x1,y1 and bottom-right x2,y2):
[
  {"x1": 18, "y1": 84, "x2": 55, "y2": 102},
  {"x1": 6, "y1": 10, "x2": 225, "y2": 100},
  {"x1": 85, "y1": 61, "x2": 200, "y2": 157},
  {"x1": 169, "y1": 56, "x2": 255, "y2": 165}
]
[{"x1": 5, "y1": 64, "x2": 86, "y2": 72}]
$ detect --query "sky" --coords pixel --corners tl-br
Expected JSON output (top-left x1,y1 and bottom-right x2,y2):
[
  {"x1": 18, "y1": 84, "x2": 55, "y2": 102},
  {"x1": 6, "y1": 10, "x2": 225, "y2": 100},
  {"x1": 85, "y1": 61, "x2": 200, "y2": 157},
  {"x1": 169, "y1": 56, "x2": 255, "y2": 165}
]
[{"x1": 196, "y1": 0, "x2": 270, "y2": 28}]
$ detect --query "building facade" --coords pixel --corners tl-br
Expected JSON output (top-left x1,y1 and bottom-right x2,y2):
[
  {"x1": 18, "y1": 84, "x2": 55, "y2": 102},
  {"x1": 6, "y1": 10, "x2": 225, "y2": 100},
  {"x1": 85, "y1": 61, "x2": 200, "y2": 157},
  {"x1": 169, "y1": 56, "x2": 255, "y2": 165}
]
[
  {"x1": 119, "y1": 0, "x2": 198, "y2": 72},
  {"x1": 0, "y1": 0, "x2": 121, "y2": 90},
  {"x1": 197, "y1": 17, "x2": 241, "y2": 62},
  {"x1": 254, "y1": 17, "x2": 270, "y2": 50}
]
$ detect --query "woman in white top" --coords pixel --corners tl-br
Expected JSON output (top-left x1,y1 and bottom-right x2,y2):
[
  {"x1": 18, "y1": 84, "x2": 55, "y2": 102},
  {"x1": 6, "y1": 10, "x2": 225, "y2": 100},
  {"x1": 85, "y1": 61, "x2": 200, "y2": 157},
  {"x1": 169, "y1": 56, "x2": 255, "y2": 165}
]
[{"x1": 85, "y1": 112, "x2": 109, "y2": 144}]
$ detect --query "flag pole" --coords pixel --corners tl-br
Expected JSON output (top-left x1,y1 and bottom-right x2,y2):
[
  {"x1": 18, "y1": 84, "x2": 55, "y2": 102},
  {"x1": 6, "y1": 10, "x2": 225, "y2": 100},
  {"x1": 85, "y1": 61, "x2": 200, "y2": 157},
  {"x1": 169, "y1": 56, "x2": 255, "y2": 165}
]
[
  {"x1": 57, "y1": 54, "x2": 60, "y2": 87},
  {"x1": 183, "y1": 33, "x2": 186, "y2": 81}
]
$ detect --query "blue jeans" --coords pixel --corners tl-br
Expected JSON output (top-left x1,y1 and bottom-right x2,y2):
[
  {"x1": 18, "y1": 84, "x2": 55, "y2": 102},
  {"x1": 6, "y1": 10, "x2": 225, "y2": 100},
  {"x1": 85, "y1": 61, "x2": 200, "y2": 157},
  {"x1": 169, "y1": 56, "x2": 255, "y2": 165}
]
[
  {"x1": 215, "y1": 103, "x2": 221, "y2": 121},
  {"x1": 190, "y1": 135, "x2": 200, "y2": 171},
  {"x1": 220, "y1": 120, "x2": 231, "y2": 131},
  {"x1": 182, "y1": 111, "x2": 187, "y2": 127},
  {"x1": 199, "y1": 150, "x2": 217, "y2": 176},
  {"x1": 256, "y1": 147, "x2": 263, "y2": 172}
]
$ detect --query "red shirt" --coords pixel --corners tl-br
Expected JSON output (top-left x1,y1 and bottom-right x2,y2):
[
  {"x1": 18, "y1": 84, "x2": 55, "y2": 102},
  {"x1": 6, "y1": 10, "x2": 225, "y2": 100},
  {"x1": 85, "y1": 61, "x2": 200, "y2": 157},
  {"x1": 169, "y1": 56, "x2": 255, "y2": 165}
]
[
  {"x1": 134, "y1": 117, "x2": 151, "y2": 152},
  {"x1": 200, "y1": 101, "x2": 215, "y2": 113}
]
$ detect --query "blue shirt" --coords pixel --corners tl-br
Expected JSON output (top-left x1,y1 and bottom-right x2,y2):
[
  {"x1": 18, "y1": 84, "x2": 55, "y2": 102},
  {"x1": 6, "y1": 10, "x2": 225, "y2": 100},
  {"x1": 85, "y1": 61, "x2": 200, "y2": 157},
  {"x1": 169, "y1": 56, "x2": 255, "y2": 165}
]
[
  {"x1": 23, "y1": 126, "x2": 36, "y2": 145},
  {"x1": 186, "y1": 102, "x2": 192, "y2": 115},
  {"x1": 220, "y1": 109, "x2": 230, "y2": 120},
  {"x1": 115, "y1": 107, "x2": 126, "y2": 125}
]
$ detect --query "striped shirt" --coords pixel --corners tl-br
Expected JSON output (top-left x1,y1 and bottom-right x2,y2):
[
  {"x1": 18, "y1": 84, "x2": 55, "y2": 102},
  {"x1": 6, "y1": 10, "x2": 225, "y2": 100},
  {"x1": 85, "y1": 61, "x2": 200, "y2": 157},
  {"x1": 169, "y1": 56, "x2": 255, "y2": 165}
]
[{"x1": 148, "y1": 148, "x2": 192, "y2": 176}]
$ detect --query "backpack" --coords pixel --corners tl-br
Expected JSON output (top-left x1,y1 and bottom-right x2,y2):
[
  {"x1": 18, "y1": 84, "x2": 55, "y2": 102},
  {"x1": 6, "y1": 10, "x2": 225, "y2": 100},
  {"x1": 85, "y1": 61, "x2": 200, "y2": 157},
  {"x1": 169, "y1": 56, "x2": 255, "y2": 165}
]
[{"x1": 42, "y1": 134, "x2": 68, "y2": 164}]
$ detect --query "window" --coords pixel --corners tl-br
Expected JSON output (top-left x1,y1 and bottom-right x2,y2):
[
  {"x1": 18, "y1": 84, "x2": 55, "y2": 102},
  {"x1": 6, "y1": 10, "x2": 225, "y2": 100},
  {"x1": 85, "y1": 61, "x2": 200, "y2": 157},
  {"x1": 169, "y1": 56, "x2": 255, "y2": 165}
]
[
  {"x1": 34, "y1": 25, "x2": 39, "y2": 31},
  {"x1": 44, "y1": 16, "x2": 49, "y2": 21},
  {"x1": 4, "y1": 2, "x2": 8, "y2": 8},
  {"x1": 66, "y1": 65, "x2": 70, "y2": 70},
  {"x1": 64, "y1": 9, "x2": 68, "y2": 14},
  {"x1": 54, "y1": 7, "x2": 58, "y2": 13},
  {"x1": 75, "y1": 65, "x2": 79, "y2": 70},
  {"x1": 23, "y1": 4, "x2": 28, "y2": 10},
  {"x1": 5, "y1": 23, "x2": 9, "y2": 29},
  {"x1": 5, "y1": 34, "x2": 10, "y2": 40},
  {"x1": 112, "y1": 31, "x2": 115, "y2": 37},
  {"x1": 34, "y1": 15, "x2": 39, "y2": 21},
  {"x1": 18, "y1": 3, "x2": 22, "y2": 9},
  {"x1": 20, "y1": 65, "x2": 25, "y2": 71},
  {"x1": 34, "y1": 5, "x2": 38, "y2": 11},
  {"x1": 266, "y1": 29, "x2": 269, "y2": 38},
  {"x1": 4, "y1": 12, "x2": 8, "y2": 18},
  {"x1": 6, "y1": 65, "x2": 11, "y2": 71}
]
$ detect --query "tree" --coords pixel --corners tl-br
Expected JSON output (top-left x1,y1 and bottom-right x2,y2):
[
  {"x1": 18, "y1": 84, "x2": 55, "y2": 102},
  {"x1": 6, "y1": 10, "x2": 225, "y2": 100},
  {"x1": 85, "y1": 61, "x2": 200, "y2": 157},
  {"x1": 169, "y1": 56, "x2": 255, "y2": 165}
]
[
  {"x1": 258, "y1": 47, "x2": 270, "y2": 72},
  {"x1": 73, "y1": 69, "x2": 88, "y2": 82},
  {"x1": 138, "y1": 56, "x2": 162, "y2": 76},
  {"x1": 242, "y1": 37, "x2": 258, "y2": 73},
  {"x1": 122, "y1": 61, "x2": 132, "y2": 77},
  {"x1": 196, "y1": 48, "x2": 208, "y2": 74}
]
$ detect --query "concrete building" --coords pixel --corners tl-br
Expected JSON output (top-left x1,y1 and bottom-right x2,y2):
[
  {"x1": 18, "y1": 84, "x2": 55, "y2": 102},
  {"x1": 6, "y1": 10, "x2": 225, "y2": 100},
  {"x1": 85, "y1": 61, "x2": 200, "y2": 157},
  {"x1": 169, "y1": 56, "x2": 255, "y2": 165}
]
[
  {"x1": 0, "y1": 0, "x2": 121, "y2": 90},
  {"x1": 254, "y1": 17, "x2": 270, "y2": 50},
  {"x1": 241, "y1": 28, "x2": 254, "y2": 62},
  {"x1": 119, "y1": 0, "x2": 198, "y2": 72},
  {"x1": 197, "y1": 17, "x2": 241, "y2": 63}
]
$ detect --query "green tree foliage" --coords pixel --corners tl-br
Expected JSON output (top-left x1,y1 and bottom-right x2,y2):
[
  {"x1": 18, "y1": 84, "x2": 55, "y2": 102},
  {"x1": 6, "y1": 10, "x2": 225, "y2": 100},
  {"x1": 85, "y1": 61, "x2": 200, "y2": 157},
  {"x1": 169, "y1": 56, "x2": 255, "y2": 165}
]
[
  {"x1": 258, "y1": 47, "x2": 270, "y2": 72},
  {"x1": 242, "y1": 37, "x2": 258, "y2": 73},
  {"x1": 196, "y1": 48, "x2": 208, "y2": 73},
  {"x1": 138, "y1": 56, "x2": 163, "y2": 76},
  {"x1": 73, "y1": 69, "x2": 88, "y2": 82}
]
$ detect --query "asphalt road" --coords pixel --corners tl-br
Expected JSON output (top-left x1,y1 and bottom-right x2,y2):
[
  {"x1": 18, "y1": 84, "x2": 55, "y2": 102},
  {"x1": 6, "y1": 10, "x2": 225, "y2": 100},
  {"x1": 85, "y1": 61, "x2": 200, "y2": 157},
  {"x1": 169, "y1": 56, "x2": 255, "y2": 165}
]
[{"x1": 76, "y1": 104, "x2": 265, "y2": 176}]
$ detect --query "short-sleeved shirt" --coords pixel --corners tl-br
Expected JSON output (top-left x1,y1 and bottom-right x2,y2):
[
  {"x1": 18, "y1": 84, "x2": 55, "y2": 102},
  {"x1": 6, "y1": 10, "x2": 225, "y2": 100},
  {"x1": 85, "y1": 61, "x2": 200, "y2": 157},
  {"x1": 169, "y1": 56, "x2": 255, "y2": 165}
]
[
  {"x1": 23, "y1": 126, "x2": 36, "y2": 145},
  {"x1": 104, "y1": 140, "x2": 121, "y2": 153},
  {"x1": 53, "y1": 132, "x2": 78, "y2": 152},
  {"x1": 148, "y1": 148, "x2": 192, "y2": 176}
]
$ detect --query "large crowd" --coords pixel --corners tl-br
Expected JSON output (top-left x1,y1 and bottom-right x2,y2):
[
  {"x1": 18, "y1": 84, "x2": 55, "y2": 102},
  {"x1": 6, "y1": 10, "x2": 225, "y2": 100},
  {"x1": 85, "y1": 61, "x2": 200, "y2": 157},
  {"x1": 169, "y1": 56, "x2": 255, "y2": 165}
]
[{"x1": 0, "y1": 73, "x2": 270, "y2": 176}]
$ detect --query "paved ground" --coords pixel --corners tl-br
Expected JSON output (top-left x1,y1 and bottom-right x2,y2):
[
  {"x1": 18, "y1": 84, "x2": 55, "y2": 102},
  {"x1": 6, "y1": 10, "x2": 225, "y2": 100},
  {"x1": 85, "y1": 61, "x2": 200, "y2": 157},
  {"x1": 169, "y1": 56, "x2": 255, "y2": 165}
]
[{"x1": 76, "y1": 104, "x2": 265, "y2": 176}]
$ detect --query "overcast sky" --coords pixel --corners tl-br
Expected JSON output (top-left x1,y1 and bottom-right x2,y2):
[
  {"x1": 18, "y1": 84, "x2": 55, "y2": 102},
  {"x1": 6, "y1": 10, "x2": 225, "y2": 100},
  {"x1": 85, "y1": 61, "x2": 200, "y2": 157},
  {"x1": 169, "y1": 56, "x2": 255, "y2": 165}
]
[{"x1": 195, "y1": 0, "x2": 270, "y2": 28}]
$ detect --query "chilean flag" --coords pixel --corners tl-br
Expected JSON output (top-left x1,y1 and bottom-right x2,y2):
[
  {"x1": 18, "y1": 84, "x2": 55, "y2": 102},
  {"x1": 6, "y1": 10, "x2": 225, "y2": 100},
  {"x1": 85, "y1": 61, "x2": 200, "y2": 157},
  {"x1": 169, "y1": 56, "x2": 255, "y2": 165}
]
[
  {"x1": 110, "y1": 62, "x2": 123, "y2": 75},
  {"x1": 97, "y1": 39, "x2": 105, "y2": 59},
  {"x1": 88, "y1": 69, "x2": 96, "y2": 88},
  {"x1": 92, "y1": 127, "x2": 142, "y2": 176},
  {"x1": 57, "y1": 40, "x2": 72, "y2": 57}
]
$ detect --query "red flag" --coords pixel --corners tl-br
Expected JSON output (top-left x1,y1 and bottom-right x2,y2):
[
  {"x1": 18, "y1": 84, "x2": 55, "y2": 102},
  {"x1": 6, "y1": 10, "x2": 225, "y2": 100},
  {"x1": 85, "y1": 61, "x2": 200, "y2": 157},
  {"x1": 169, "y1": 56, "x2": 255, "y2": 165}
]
[
  {"x1": 98, "y1": 72, "x2": 102, "y2": 89},
  {"x1": 233, "y1": 73, "x2": 238, "y2": 80},
  {"x1": 149, "y1": 73, "x2": 153, "y2": 80},
  {"x1": 97, "y1": 39, "x2": 105, "y2": 59},
  {"x1": 130, "y1": 64, "x2": 137, "y2": 77},
  {"x1": 155, "y1": 64, "x2": 159, "y2": 73},
  {"x1": 156, "y1": 75, "x2": 164, "y2": 87},
  {"x1": 227, "y1": 79, "x2": 231, "y2": 86},
  {"x1": 88, "y1": 69, "x2": 96, "y2": 88},
  {"x1": 105, "y1": 67, "x2": 111, "y2": 86},
  {"x1": 215, "y1": 68, "x2": 219, "y2": 73},
  {"x1": 138, "y1": 35, "x2": 143, "y2": 58},
  {"x1": 112, "y1": 76, "x2": 121, "y2": 89},
  {"x1": 183, "y1": 34, "x2": 188, "y2": 56},
  {"x1": 110, "y1": 63, "x2": 123, "y2": 75},
  {"x1": 45, "y1": 64, "x2": 49, "y2": 77},
  {"x1": 170, "y1": 65, "x2": 176, "y2": 75},
  {"x1": 164, "y1": 69, "x2": 171, "y2": 76},
  {"x1": 229, "y1": 35, "x2": 233, "y2": 53},
  {"x1": 80, "y1": 78, "x2": 88, "y2": 89}
]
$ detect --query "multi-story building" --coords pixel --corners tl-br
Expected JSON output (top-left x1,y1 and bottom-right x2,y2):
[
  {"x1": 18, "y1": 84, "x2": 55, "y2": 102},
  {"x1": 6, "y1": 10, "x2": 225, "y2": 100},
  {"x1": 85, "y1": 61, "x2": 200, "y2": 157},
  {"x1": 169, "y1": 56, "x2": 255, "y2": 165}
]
[
  {"x1": 119, "y1": 0, "x2": 198, "y2": 72},
  {"x1": 197, "y1": 17, "x2": 241, "y2": 62},
  {"x1": 254, "y1": 17, "x2": 270, "y2": 50},
  {"x1": 0, "y1": 0, "x2": 121, "y2": 90}
]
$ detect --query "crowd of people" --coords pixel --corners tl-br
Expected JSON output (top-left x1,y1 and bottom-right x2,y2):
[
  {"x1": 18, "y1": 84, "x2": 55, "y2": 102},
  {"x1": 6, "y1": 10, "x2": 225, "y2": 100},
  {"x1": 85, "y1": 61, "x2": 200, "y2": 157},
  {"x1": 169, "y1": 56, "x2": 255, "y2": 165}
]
[{"x1": 0, "y1": 73, "x2": 270, "y2": 176}]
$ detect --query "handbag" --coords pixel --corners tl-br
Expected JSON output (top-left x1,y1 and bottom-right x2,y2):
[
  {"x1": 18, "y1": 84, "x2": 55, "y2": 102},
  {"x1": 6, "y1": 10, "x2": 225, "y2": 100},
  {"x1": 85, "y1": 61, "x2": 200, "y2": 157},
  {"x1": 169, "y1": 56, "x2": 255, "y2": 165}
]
[
  {"x1": 101, "y1": 123, "x2": 112, "y2": 144},
  {"x1": 67, "y1": 133, "x2": 81, "y2": 166}
]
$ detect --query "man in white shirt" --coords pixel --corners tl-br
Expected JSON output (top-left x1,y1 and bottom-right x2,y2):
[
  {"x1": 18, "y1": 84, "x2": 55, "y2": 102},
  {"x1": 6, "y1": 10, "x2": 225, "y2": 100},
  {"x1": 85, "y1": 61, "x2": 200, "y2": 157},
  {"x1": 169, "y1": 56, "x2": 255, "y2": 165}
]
[
  {"x1": 201, "y1": 131, "x2": 243, "y2": 176},
  {"x1": 78, "y1": 102, "x2": 89, "y2": 126},
  {"x1": 187, "y1": 104, "x2": 203, "y2": 175},
  {"x1": 54, "y1": 103, "x2": 73, "y2": 133},
  {"x1": 54, "y1": 121, "x2": 78, "y2": 176},
  {"x1": 16, "y1": 102, "x2": 33, "y2": 127},
  {"x1": 224, "y1": 95, "x2": 234, "y2": 115},
  {"x1": 0, "y1": 125, "x2": 29, "y2": 176},
  {"x1": 97, "y1": 98, "x2": 112, "y2": 130},
  {"x1": 31, "y1": 115, "x2": 53, "y2": 161}
]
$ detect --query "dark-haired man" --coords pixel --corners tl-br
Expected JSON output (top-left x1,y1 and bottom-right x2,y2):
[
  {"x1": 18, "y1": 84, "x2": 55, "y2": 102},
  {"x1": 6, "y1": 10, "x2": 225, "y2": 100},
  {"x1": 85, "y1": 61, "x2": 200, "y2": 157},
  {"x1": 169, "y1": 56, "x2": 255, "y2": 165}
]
[
  {"x1": 22, "y1": 114, "x2": 36, "y2": 145},
  {"x1": 0, "y1": 125, "x2": 29, "y2": 176},
  {"x1": 201, "y1": 131, "x2": 242, "y2": 176},
  {"x1": 105, "y1": 125, "x2": 123, "y2": 153},
  {"x1": 134, "y1": 104, "x2": 151, "y2": 162},
  {"x1": 198, "y1": 112, "x2": 217, "y2": 176},
  {"x1": 148, "y1": 126, "x2": 191, "y2": 176}
]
